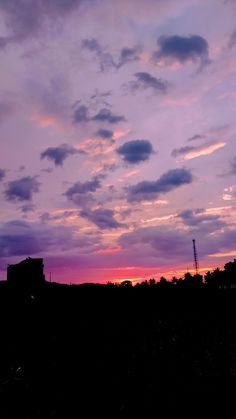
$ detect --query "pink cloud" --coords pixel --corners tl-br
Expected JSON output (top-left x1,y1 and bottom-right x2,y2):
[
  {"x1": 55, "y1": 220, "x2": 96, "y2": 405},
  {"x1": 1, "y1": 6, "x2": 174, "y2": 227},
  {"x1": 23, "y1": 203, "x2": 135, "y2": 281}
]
[
  {"x1": 95, "y1": 246, "x2": 122, "y2": 254},
  {"x1": 183, "y1": 142, "x2": 226, "y2": 160}
]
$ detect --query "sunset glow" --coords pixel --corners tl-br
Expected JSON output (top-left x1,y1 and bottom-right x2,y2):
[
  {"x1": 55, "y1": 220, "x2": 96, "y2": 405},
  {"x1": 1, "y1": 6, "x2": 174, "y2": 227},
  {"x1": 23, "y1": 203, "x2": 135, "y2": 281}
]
[{"x1": 0, "y1": 0, "x2": 236, "y2": 283}]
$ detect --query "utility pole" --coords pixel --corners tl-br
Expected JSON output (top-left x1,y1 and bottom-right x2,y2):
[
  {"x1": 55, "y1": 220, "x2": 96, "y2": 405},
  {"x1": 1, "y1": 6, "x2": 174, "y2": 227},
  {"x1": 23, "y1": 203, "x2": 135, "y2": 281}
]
[{"x1": 192, "y1": 239, "x2": 199, "y2": 275}]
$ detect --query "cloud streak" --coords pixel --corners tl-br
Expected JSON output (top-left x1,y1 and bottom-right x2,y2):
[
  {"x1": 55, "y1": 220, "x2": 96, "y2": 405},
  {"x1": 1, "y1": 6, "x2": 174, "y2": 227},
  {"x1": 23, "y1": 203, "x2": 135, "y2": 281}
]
[
  {"x1": 95, "y1": 129, "x2": 114, "y2": 139},
  {"x1": 73, "y1": 105, "x2": 126, "y2": 125},
  {"x1": 41, "y1": 144, "x2": 85, "y2": 166},
  {"x1": 64, "y1": 176, "x2": 102, "y2": 207},
  {"x1": 178, "y1": 209, "x2": 225, "y2": 232},
  {"x1": 172, "y1": 142, "x2": 226, "y2": 160},
  {"x1": 127, "y1": 168, "x2": 193, "y2": 201},
  {"x1": 128, "y1": 72, "x2": 169, "y2": 93},
  {"x1": 80, "y1": 208, "x2": 124, "y2": 229},
  {"x1": 91, "y1": 108, "x2": 126, "y2": 124},
  {"x1": 0, "y1": 218, "x2": 99, "y2": 258},
  {"x1": 82, "y1": 38, "x2": 141, "y2": 71}
]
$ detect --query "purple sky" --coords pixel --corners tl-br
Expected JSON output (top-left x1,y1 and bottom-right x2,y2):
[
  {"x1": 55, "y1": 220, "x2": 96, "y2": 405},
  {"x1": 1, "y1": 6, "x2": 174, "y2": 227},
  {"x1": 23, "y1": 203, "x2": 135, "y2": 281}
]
[{"x1": 1, "y1": 0, "x2": 236, "y2": 283}]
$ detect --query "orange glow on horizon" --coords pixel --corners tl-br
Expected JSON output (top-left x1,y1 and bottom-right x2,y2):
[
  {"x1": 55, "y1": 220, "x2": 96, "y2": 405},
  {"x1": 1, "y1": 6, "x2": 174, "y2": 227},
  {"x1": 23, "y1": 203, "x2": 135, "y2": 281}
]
[
  {"x1": 209, "y1": 250, "x2": 236, "y2": 258},
  {"x1": 45, "y1": 260, "x2": 232, "y2": 285}
]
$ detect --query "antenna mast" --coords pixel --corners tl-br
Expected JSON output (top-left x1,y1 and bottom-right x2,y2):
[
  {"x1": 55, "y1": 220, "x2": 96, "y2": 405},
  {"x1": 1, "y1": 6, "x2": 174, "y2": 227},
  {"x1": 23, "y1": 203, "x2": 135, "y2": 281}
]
[{"x1": 192, "y1": 239, "x2": 199, "y2": 275}]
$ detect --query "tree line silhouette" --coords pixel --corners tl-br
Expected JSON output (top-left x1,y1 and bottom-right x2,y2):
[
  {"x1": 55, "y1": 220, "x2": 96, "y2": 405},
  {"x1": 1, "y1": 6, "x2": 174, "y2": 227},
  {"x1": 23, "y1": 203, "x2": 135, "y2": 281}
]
[
  {"x1": 0, "y1": 258, "x2": 236, "y2": 417},
  {"x1": 112, "y1": 259, "x2": 236, "y2": 289}
]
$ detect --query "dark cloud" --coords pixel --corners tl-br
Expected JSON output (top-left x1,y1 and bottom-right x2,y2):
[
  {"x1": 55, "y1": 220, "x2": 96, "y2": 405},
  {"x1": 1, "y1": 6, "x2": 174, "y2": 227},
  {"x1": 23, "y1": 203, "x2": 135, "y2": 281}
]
[
  {"x1": 171, "y1": 145, "x2": 195, "y2": 158},
  {"x1": 119, "y1": 225, "x2": 192, "y2": 263},
  {"x1": 178, "y1": 209, "x2": 225, "y2": 232},
  {"x1": 73, "y1": 104, "x2": 125, "y2": 125},
  {"x1": 117, "y1": 46, "x2": 141, "y2": 68},
  {"x1": 41, "y1": 144, "x2": 84, "y2": 166},
  {"x1": 64, "y1": 176, "x2": 102, "y2": 206},
  {"x1": 80, "y1": 208, "x2": 124, "y2": 229},
  {"x1": 66, "y1": 192, "x2": 95, "y2": 208},
  {"x1": 0, "y1": 0, "x2": 87, "y2": 45},
  {"x1": 118, "y1": 222, "x2": 236, "y2": 267},
  {"x1": 154, "y1": 35, "x2": 209, "y2": 66},
  {"x1": 91, "y1": 108, "x2": 126, "y2": 124},
  {"x1": 95, "y1": 129, "x2": 113, "y2": 139},
  {"x1": 73, "y1": 105, "x2": 89, "y2": 123},
  {"x1": 127, "y1": 168, "x2": 193, "y2": 201},
  {"x1": 187, "y1": 134, "x2": 205, "y2": 142},
  {"x1": 82, "y1": 38, "x2": 141, "y2": 71},
  {"x1": 82, "y1": 38, "x2": 116, "y2": 71},
  {"x1": 129, "y1": 72, "x2": 169, "y2": 93},
  {"x1": 0, "y1": 168, "x2": 6, "y2": 181},
  {"x1": 40, "y1": 210, "x2": 77, "y2": 223},
  {"x1": 0, "y1": 217, "x2": 94, "y2": 258},
  {"x1": 65, "y1": 177, "x2": 101, "y2": 195},
  {"x1": 5, "y1": 176, "x2": 40, "y2": 202},
  {"x1": 0, "y1": 220, "x2": 46, "y2": 257},
  {"x1": 117, "y1": 139, "x2": 154, "y2": 164}
]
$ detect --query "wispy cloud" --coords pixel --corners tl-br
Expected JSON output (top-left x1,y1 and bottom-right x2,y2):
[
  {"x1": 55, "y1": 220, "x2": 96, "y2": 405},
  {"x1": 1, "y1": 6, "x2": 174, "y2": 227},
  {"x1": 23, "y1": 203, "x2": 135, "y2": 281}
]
[
  {"x1": 172, "y1": 142, "x2": 226, "y2": 160},
  {"x1": 80, "y1": 208, "x2": 124, "y2": 229},
  {"x1": 41, "y1": 144, "x2": 85, "y2": 166},
  {"x1": 127, "y1": 72, "x2": 169, "y2": 94},
  {"x1": 73, "y1": 105, "x2": 126, "y2": 125},
  {"x1": 64, "y1": 176, "x2": 103, "y2": 208},
  {"x1": 82, "y1": 38, "x2": 142, "y2": 71}
]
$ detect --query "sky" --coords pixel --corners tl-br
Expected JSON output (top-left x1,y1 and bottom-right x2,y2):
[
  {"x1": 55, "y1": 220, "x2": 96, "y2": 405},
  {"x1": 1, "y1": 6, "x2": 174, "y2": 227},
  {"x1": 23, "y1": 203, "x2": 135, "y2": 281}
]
[{"x1": 1, "y1": 0, "x2": 236, "y2": 283}]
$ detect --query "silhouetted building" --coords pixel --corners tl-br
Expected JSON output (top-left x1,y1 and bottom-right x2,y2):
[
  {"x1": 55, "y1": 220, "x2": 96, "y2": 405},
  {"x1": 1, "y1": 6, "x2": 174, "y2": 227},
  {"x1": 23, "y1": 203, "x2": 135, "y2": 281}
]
[{"x1": 7, "y1": 257, "x2": 45, "y2": 288}]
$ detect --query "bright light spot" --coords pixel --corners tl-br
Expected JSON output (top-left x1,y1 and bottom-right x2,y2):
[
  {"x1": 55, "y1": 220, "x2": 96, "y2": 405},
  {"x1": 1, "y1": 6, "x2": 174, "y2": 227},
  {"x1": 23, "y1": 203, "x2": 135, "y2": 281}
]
[{"x1": 222, "y1": 194, "x2": 232, "y2": 201}]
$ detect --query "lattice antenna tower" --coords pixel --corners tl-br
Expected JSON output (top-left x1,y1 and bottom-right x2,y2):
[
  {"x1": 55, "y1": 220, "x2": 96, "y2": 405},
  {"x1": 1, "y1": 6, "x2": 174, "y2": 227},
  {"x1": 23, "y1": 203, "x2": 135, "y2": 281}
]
[{"x1": 192, "y1": 239, "x2": 199, "y2": 275}]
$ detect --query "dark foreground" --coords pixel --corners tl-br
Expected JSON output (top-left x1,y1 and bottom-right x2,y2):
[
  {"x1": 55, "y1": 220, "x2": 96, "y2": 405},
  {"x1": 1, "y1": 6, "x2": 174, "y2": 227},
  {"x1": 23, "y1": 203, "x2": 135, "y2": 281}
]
[{"x1": 0, "y1": 282, "x2": 236, "y2": 418}]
